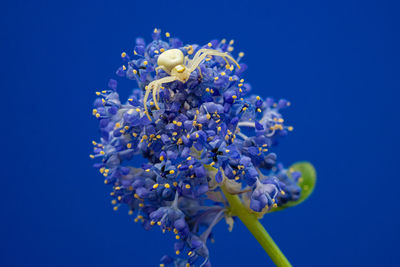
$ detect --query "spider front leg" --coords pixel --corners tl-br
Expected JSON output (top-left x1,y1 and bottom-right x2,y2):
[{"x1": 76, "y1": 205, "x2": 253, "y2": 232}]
[
  {"x1": 143, "y1": 81, "x2": 162, "y2": 120},
  {"x1": 144, "y1": 76, "x2": 178, "y2": 120},
  {"x1": 190, "y1": 48, "x2": 212, "y2": 63},
  {"x1": 188, "y1": 50, "x2": 240, "y2": 73}
]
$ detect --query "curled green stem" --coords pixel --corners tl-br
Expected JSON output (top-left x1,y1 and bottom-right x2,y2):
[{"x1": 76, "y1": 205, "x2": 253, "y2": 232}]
[{"x1": 221, "y1": 184, "x2": 292, "y2": 267}]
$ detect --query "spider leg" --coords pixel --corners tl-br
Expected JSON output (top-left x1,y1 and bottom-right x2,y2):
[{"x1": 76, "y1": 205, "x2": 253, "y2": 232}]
[
  {"x1": 197, "y1": 66, "x2": 203, "y2": 79},
  {"x1": 152, "y1": 82, "x2": 160, "y2": 110},
  {"x1": 155, "y1": 65, "x2": 171, "y2": 76},
  {"x1": 184, "y1": 55, "x2": 189, "y2": 66},
  {"x1": 156, "y1": 86, "x2": 162, "y2": 103},
  {"x1": 192, "y1": 50, "x2": 231, "y2": 68},
  {"x1": 187, "y1": 52, "x2": 212, "y2": 72},
  {"x1": 188, "y1": 50, "x2": 240, "y2": 73},
  {"x1": 186, "y1": 48, "x2": 210, "y2": 69},
  {"x1": 143, "y1": 83, "x2": 155, "y2": 120},
  {"x1": 204, "y1": 50, "x2": 241, "y2": 70},
  {"x1": 144, "y1": 76, "x2": 178, "y2": 120}
]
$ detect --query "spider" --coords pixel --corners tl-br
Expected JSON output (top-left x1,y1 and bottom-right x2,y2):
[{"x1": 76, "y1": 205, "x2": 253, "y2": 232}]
[{"x1": 143, "y1": 48, "x2": 240, "y2": 120}]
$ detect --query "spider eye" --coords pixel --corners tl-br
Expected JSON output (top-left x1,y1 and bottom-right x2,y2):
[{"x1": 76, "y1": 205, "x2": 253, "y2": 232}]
[{"x1": 157, "y1": 49, "x2": 184, "y2": 71}]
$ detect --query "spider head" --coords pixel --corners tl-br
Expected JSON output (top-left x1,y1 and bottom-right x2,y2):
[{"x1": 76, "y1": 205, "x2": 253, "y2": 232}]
[
  {"x1": 157, "y1": 49, "x2": 184, "y2": 72},
  {"x1": 171, "y1": 64, "x2": 190, "y2": 82}
]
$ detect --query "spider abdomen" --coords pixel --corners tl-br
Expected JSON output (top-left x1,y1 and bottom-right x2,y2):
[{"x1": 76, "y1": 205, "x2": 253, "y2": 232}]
[{"x1": 157, "y1": 48, "x2": 184, "y2": 72}]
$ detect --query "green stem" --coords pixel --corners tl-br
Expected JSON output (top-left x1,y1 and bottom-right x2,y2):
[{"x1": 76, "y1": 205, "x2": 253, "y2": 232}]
[{"x1": 221, "y1": 184, "x2": 292, "y2": 267}]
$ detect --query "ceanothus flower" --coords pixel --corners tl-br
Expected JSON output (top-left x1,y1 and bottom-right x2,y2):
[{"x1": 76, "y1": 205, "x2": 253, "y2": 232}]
[{"x1": 90, "y1": 29, "x2": 312, "y2": 267}]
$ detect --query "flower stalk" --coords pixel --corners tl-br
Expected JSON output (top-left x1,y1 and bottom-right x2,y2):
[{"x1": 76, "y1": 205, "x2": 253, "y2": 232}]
[{"x1": 221, "y1": 183, "x2": 292, "y2": 267}]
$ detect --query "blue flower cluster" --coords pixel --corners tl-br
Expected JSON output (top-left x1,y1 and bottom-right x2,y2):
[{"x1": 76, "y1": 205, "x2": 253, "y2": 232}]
[{"x1": 91, "y1": 29, "x2": 302, "y2": 267}]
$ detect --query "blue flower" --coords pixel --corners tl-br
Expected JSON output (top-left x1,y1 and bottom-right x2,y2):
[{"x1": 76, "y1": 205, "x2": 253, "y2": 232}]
[{"x1": 91, "y1": 29, "x2": 300, "y2": 266}]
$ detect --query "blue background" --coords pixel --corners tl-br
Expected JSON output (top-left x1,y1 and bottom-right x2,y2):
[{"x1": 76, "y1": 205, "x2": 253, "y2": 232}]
[{"x1": 1, "y1": 0, "x2": 399, "y2": 266}]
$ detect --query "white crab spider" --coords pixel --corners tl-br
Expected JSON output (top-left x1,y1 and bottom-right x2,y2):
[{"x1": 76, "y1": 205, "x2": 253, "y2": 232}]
[{"x1": 143, "y1": 48, "x2": 240, "y2": 120}]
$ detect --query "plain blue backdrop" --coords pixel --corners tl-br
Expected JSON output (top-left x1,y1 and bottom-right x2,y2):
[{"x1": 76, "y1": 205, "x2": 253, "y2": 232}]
[{"x1": 1, "y1": 0, "x2": 399, "y2": 266}]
